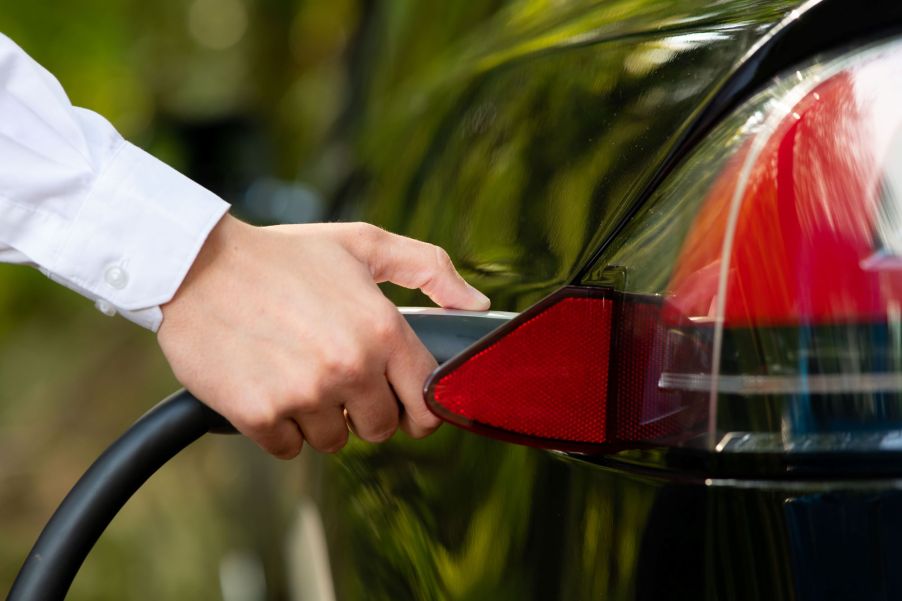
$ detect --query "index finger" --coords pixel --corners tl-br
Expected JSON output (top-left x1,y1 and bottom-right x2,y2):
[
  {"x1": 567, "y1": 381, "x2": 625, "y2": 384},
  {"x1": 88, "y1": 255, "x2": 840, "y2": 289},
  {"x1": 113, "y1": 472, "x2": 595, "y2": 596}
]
[{"x1": 344, "y1": 225, "x2": 490, "y2": 311}]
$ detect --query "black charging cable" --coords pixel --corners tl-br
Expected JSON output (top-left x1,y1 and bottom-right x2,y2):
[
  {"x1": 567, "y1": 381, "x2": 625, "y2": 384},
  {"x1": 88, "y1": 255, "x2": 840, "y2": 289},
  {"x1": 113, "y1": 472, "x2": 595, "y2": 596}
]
[{"x1": 7, "y1": 390, "x2": 235, "y2": 601}]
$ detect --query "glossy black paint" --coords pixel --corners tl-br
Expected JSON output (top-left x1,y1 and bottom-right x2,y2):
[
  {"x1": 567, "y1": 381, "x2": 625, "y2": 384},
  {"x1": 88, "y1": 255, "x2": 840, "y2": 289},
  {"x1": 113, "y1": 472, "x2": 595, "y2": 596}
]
[
  {"x1": 322, "y1": 436, "x2": 902, "y2": 600},
  {"x1": 311, "y1": 1, "x2": 902, "y2": 600},
  {"x1": 338, "y1": 1, "x2": 804, "y2": 310}
]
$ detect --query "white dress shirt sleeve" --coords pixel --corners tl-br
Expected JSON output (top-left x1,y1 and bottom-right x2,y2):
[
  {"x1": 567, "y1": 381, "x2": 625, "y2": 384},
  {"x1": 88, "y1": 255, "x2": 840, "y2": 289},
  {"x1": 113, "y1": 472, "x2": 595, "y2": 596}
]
[{"x1": 0, "y1": 33, "x2": 229, "y2": 331}]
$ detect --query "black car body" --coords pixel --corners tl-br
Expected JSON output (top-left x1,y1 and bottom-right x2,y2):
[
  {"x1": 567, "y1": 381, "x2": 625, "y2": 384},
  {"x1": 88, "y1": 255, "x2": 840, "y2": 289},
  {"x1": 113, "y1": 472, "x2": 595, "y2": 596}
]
[{"x1": 307, "y1": 1, "x2": 902, "y2": 599}]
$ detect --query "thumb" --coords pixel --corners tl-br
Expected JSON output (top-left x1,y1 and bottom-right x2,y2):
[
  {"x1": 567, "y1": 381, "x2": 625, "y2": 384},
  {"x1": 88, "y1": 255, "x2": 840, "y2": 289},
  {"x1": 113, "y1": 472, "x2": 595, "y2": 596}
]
[{"x1": 344, "y1": 225, "x2": 490, "y2": 310}]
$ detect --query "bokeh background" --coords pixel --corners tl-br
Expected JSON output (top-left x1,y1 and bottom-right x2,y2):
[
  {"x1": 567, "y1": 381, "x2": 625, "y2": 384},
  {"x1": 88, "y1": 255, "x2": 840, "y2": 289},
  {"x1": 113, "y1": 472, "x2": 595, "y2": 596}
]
[{"x1": 0, "y1": 2, "x2": 510, "y2": 599}]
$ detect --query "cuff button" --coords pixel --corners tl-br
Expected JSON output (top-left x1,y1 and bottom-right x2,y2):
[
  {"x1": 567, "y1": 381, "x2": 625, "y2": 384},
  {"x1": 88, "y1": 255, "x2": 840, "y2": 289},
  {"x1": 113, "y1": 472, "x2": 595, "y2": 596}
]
[
  {"x1": 94, "y1": 299, "x2": 118, "y2": 317},
  {"x1": 104, "y1": 266, "x2": 129, "y2": 290}
]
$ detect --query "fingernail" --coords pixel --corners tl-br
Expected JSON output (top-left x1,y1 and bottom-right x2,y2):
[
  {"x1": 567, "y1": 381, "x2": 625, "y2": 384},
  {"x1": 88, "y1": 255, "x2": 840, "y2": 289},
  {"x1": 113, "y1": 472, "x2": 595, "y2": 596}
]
[{"x1": 467, "y1": 283, "x2": 491, "y2": 309}]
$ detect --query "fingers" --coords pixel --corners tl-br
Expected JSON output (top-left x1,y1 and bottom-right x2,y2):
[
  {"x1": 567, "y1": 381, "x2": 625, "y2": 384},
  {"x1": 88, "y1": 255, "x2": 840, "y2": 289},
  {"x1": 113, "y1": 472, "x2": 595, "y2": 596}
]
[
  {"x1": 344, "y1": 378, "x2": 400, "y2": 443},
  {"x1": 296, "y1": 410, "x2": 349, "y2": 453},
  {"x1": 386, "y1": 319, "x2": 442, "y2": 438},
  {"x1": 293, "y1": 370, "x2": 400, "y2": 452},
  {"x1": 245, "y1": 417, "x2": 305, "y2": 460},
  {"x1": 343, "y1": 224, "x2": 490, "y2": 311}
]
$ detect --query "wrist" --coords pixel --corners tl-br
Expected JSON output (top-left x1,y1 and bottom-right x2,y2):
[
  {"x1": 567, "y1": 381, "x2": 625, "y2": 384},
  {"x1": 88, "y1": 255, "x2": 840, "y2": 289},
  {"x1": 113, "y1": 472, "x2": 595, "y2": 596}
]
[{"x1": 160, "y1": 214, "x2": 251, "y2": 326}]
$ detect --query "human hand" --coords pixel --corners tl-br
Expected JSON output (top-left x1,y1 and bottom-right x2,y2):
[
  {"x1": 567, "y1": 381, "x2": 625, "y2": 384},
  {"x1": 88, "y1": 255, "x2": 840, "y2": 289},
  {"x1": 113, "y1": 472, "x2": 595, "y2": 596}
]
[{"x1": 157, "y1": 215, "x2": 490, "y2": 458}]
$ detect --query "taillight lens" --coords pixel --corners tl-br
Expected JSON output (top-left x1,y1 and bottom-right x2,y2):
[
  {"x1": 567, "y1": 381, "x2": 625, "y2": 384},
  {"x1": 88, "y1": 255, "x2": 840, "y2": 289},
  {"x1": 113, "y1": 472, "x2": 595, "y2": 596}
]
[
  {"x1": 429, "y1": 290, "x2": 612, "y2": 447},
  {"x1": 427, "y1": 37, "x2": 902, "y2": 455},
  {"x1": 427, "y1": 287, "x2": 706, "y2": 451}
]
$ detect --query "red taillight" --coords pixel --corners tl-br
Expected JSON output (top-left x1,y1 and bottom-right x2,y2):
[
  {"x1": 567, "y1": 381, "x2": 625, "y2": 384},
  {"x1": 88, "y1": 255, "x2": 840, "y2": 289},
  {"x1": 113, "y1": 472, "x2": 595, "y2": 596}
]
[
  {"x1": 428, "y1": 39, "x2": 902, "y2": 456},
  {"x1": 669, "y1": 70, "x2": 902, "y2": 326},
  {"x1": 426, "y1": 287, "x2": 705, "y2": 451}
]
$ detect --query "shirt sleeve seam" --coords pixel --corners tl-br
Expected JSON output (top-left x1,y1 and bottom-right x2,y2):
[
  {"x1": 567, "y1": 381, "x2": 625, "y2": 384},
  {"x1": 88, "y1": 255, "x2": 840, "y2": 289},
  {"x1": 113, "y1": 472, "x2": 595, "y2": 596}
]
[
  {"x1": 0, "y1": 192, "x2": 63, "y2": 220},
  {"x1": 47, "y1": 137, "x2": 128, "y2": 283}
]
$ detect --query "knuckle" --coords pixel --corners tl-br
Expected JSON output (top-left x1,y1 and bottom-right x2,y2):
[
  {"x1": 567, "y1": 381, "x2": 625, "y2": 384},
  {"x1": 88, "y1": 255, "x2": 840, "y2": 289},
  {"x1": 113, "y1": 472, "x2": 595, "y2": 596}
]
[
  {"x1": 432, "y1": 245, "x2": 454, "y2": 272},
  {"x1": 241, "y1": 403, "x2": 280, "y2": 435},
  {"x1": 323, "y1": 346, "x2": 367, "y2": 383},
  {"x1": 352, "y1": 222, "x2": 383, "y2": 247},
  {"x1": 372, "y1": 308, "x2": 402, "y2": 344},
  {"x1": 292, "y1": 390, "x2": 321, "y2": 415},
  {"x1": 298, "y1": 370, "x2": 332, "y2": 407}
]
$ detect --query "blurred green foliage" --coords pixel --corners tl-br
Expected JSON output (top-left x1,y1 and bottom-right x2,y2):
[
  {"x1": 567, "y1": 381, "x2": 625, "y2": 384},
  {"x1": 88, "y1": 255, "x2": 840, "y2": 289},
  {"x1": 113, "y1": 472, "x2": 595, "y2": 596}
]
[
  {"x1": 0, "y1": 2, "x2": 374, "y2": 599},
  {"x1": 0, "y1": 1, "x2": 526, "y2": 598}
]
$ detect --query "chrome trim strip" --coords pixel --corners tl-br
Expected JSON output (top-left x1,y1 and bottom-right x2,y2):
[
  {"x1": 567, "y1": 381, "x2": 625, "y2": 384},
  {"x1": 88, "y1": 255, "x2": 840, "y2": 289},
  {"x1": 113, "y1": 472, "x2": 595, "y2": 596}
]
[{"x1": 660, "y1": 372, "x2": 902, "y2": 394}]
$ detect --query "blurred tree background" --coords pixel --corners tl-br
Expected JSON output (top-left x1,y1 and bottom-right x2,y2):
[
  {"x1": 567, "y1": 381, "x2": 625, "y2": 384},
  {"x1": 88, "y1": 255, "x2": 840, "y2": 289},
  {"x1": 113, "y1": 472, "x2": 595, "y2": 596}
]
[{"x1": 0, "y1": 2, "x2": 511, "y2": 599}]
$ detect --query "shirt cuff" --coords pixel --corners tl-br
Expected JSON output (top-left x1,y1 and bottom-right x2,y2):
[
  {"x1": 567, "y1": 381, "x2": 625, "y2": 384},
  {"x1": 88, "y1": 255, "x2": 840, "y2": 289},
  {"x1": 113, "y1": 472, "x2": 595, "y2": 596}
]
[{"x1": 47, "y1": 140, "x2": 230, "y2": 331}]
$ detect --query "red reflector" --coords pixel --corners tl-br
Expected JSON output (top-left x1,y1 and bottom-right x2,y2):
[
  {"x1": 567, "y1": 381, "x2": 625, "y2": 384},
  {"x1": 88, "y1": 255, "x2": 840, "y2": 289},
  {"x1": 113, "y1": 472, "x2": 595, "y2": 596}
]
[
  {"x1": 426, "y1": 287, "x2": 706, "y2": 450},
  {"x1": 428, "y1": 290, "x2": 611, "y2": 444}
]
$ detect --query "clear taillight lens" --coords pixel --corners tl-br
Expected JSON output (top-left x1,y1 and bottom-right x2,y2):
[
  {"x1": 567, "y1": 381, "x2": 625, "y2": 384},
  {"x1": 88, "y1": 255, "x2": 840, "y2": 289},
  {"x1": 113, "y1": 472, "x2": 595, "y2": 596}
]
[{"x1": 427, "y1": 37, "x2": 902, "y2": 455}]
